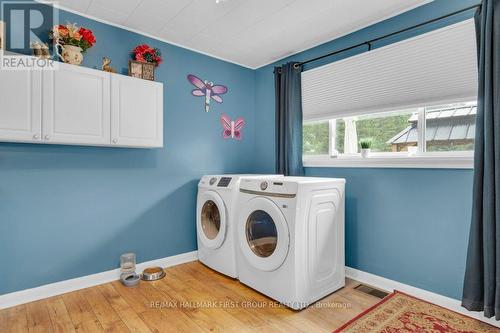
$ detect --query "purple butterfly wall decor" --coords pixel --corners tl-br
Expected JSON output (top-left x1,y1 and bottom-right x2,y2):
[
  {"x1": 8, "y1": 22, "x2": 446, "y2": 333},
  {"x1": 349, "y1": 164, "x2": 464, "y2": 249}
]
[
  {"x1": 221, "y1": 114, "x2": 244, "y2": 140},
  {"x1": 187, "y1": 74, "x2": 228, "y2": 112}
]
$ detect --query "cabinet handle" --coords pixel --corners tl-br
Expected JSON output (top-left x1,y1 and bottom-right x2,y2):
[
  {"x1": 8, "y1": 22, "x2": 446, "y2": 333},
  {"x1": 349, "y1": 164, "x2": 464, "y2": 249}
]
[
  {"x1": 112, "y1": 139, "x2": 118, "y2": 144},
  {"x1": 33, "y1": 134, "x2": 39, "y2": 140},
  {"x1": 44, "y1": 135, "x2": 50, "y2": 140}
]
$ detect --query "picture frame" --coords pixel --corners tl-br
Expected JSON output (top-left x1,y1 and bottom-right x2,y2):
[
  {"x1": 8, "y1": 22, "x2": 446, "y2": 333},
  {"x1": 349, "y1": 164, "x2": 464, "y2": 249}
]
[{"x1": 128, "y1": 60, "x2": 155, "y2": 81}]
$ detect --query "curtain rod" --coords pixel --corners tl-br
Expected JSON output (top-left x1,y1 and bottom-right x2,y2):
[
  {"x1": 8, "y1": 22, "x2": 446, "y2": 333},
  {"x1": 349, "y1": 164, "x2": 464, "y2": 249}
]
[{"x1": 294, "y1": 3, "x2": 481, "y2": 69}]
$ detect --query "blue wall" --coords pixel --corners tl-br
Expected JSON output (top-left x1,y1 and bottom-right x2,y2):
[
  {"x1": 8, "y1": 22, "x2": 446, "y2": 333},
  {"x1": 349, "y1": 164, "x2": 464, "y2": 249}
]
[
  {"x1": 0, "y1": 4, "x2": 256, "y2": 294},
  {"x1": 254, "y1": 0, "x2": 480, "y2": 300}
]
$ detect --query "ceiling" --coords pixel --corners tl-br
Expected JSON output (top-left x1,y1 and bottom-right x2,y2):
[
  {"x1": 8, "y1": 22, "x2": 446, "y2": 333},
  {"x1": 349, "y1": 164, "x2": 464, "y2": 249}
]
[{"x1": 55, "y1": 0, "x2": 431, "y2": 69}]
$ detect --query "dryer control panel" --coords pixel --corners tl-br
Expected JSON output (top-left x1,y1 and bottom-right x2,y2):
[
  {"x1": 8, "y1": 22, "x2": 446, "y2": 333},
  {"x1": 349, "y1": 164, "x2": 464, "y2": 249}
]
[{"x1": 239, "y1": 178, "x2": 298, "y2": 196}]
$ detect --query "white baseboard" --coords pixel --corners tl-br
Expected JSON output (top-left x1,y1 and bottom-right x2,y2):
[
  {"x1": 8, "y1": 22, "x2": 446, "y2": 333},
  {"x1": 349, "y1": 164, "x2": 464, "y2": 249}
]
[
  {"x1": 346, "y1": 267, "x2": 500, "y2": 327},
  {"x1": 0, "y1": 250, "x2": 198, "y2": 310}
]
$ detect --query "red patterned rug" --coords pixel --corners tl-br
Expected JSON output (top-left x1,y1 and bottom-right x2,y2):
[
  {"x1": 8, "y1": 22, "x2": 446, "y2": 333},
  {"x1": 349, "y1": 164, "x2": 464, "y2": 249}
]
[{"x1": 333, "y1": 291, "x2": 499, "y2": 333}]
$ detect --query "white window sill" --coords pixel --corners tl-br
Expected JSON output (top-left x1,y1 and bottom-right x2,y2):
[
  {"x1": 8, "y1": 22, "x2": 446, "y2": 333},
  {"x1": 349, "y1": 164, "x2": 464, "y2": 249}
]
[{"x1": 303, "y1": 153, "x2": 474, "y2": 169}]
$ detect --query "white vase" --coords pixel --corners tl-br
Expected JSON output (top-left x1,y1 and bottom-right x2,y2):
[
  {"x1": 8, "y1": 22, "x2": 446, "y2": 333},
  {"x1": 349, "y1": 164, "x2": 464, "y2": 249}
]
[
  {"x1": 61, "y1": 45, "x2": 83, "y2": 65},
  {"x1": 361, "y1": 148, "x2": 371, "y2": 158}
]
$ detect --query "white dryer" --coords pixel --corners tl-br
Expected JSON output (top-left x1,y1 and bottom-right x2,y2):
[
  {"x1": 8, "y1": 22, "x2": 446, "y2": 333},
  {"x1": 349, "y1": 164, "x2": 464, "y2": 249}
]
[
  {"x1": 236, "y1": 176, "x2": 345, "y2": 309},
  {"x1": 197, "y1": 175, "x2": 280, "y2": 278}
]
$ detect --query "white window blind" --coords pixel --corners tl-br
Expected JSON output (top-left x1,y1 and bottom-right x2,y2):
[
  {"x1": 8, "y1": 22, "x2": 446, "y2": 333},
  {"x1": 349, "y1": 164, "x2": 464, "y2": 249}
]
[{"x1": 301, "y1": 19, "x2": 478, "y2": 121}]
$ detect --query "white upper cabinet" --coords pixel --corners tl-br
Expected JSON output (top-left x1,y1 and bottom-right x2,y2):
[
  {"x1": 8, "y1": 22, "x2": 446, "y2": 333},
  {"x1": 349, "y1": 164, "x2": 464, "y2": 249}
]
[
  {"x1": 111, "y1": 74, "x2": 163, "y2": 148},
  {"x1": 0, "y1": 69, "x2": 42, "y2": 142},
  {"x1": 43, "y1": 63, "x2": 111, "y2": 145},
  {"x1": 0, "y1": 62, "x2": 163, "y2": 148}
]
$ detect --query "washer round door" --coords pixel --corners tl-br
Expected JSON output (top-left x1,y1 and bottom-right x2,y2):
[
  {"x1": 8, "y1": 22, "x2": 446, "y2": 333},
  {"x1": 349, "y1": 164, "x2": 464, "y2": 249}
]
[
  {"x1": 197, "y1": 191, "x2": 227, "y2": 250},
  {"x1": 238, "y1": 197, "x2": 289, "y2": 271}
]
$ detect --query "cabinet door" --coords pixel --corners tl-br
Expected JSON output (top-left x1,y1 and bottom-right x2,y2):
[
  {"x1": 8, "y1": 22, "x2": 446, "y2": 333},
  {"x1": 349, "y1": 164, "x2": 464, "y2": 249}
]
[
  {"x1": 0, "y1": 70, "x2": 42, "y2": 142},
  {"x1": 43, "y1": 63, "x2": 110, "y2": 145},
  {"x1": 111, "y1": 74, "x2": 163, "y2": 147}
]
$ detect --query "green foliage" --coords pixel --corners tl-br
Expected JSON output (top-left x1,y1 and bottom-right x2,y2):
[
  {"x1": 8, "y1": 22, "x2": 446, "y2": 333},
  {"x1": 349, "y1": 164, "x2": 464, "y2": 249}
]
[
  {"x1": 427, "y1": 142, "x2": 474, "y2": 152},
  {"x1": 359, "y1": 138, "x2": 373, "y2": 149},
  {"x1": 335, "y1": 120, "x2": 345, "y2": 152},
  {"x1": 356, "y1": 114, "x2": 410, "y2": 152},
  {"x1": 303, "y1": 122, "x2": 329, "y2": 155},
  {"x1": 65, "y1": 38, "x2": 93, "y2": 52}
]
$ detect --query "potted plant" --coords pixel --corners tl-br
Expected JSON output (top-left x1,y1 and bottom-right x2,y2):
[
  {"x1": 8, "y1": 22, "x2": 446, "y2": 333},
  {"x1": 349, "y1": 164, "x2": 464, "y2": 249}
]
[
  {"x1": 359, "y1": 138, "x2": 373, "y2": 158},
  {"x1": 50, "y1": 23, "x2": 96, "y2": 65},
  {"x1": 130, "y1": 44, "x2": 162, "y2": 80}
]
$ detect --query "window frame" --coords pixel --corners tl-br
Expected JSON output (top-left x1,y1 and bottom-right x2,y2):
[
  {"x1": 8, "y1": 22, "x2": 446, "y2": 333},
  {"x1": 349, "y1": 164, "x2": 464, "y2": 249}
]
[{"x1": 303, "y1": 107, "x2": 474, "y2": 169}]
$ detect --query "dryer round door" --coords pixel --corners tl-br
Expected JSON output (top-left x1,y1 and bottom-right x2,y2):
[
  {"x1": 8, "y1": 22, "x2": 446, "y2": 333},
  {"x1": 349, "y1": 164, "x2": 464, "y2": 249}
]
[
  {"x1": 238, "y1": 197, "x2": 289, "y2": 272},
  {"x1": 197, "y1": 191, "x2": 227, "y2": 250}
]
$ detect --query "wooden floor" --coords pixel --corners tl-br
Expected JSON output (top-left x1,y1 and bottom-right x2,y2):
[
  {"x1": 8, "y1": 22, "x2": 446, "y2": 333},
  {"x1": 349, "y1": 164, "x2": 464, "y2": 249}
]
[{"x1": 0, "y1": 261, "x2": 381, "y2": 333}]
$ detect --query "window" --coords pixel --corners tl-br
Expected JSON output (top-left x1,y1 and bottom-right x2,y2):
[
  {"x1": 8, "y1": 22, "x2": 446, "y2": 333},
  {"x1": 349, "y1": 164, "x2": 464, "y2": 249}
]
[
  {"x1": 300, "y1": 20, "x2": 477, "y2": 168},
  {"x1": 303, "y1": 101, "x2": 476, "y2": 168}
]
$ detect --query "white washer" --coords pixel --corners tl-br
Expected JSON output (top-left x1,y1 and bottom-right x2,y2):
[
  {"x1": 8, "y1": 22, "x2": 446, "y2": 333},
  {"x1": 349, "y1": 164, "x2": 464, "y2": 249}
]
[
  {"x1": 197, "y1": 175, "x2": 280, "y2": 278},
  {"x1": 236, "y1": 176, "x2": 346, "y2": 309}
]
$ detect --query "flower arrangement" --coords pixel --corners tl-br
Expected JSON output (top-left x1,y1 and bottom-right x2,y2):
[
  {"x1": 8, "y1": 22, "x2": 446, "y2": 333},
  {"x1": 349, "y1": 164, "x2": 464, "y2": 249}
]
[
  {"x1": 132, "y1": 44, "x2": 162, "y2": 66},
  {"x1": 50, "y1": 23, "x2": 96, "y2": 52}
]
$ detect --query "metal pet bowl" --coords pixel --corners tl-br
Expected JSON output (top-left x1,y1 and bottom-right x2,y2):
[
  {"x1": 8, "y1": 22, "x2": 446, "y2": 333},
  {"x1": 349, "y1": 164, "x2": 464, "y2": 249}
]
[{"x1": 141, "y1": 266, "x2": 166, "y2": 281}]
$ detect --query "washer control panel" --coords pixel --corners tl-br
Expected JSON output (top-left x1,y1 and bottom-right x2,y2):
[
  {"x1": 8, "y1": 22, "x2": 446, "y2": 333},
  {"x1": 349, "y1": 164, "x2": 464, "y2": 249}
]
[{"x1": 217, "y1": 177, "x2": 232, "y2": 187}]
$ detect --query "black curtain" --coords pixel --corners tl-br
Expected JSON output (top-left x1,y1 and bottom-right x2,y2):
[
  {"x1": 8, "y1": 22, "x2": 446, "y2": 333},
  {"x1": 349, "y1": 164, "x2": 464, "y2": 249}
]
[
  {"x1": 274, "y1": 62, "x2": 304, "y2": 176},
  {"x1": 462, "y1": 0, "x2": 500, "y2": 320}
]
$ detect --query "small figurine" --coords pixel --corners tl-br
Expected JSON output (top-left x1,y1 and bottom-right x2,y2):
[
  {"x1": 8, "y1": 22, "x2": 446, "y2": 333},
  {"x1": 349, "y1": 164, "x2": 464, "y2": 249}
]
[
  {"x1": 102, "y1": 57, "x2": 116, "y2": 73},
  {"x1": 40, "y1": 43, "x2": 50, "y2": 59},
  {"x1": 31, "y1": 41, "x2": 50, "y2": 59},
  {"x1": 31, "y1": 41, "x2": 42, "y2": 57}
]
